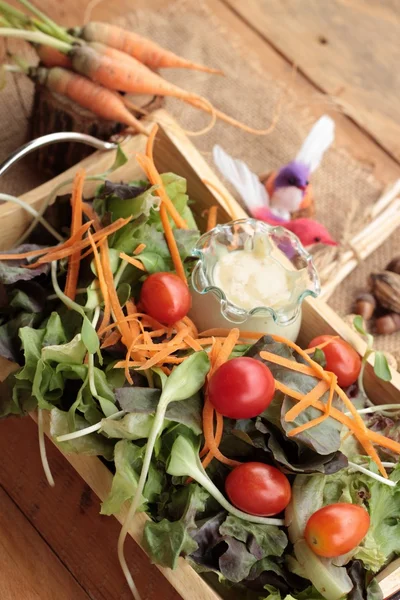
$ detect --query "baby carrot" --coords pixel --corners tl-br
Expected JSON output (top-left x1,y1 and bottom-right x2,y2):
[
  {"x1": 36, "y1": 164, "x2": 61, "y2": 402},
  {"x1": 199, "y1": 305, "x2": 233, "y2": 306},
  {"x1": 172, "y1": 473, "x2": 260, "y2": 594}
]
[
  {"x1": 35, "y1": 66, "x2": 149, "y2": 135},
  {"x1": 68, "y1": 46, "x2": 277, "y2": 135},
  {"x1": 75, "y1": 22, "x2": 223, "y2": 74},
  {"x1": 36, "y1": 44, "x2": 73, "y2": 68}
]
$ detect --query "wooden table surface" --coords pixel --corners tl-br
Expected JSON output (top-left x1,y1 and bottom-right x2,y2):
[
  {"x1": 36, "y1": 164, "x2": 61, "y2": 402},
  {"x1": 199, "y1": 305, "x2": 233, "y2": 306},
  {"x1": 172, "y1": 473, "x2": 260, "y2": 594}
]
[{"x1": 1, "y1": 1, "x2": 400, "y2": 599}]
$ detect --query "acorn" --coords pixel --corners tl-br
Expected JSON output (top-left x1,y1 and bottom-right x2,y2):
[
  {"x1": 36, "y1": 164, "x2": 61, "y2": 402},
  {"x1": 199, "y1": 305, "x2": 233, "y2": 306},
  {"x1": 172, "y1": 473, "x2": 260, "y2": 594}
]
[
  {"x1": 369, "y1": 271, "x2": 400, "y2": 314},
  {"x1": 354, "y1": 293, "x2": 376, "y2": 321},
  {"x1": 386, "y1": 256, "x2": 400, "y2": 275},
  {"x1": 375, "y1": 313, "x2": 400, "y2": 335}
]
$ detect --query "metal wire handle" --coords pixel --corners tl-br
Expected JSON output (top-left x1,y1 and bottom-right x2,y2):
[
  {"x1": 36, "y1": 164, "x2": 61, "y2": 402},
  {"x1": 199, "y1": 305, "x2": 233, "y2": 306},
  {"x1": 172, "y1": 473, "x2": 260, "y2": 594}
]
[{"x1": 0, "y1": 132, "x2": 118, "y2": 177}]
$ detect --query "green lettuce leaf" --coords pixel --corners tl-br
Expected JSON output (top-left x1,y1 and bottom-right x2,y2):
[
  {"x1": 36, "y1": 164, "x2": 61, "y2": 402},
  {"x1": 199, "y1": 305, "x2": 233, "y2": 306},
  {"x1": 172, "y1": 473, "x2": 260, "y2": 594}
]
[
  {"x1": 100, "y1": 439, "x2": 163, "y2": 515},
  {"x1": 116, "y1": 387, "x2": 203, "y2": 435},
  {"x1": 15, "y1": 326, "x2": 45, "y2": 382},
  {"x1": 41, "y1": 334, "x2": 86, "y2": 365},
  {"x1": 42, "y1": 312, "x2": 67, "y2": 346}
]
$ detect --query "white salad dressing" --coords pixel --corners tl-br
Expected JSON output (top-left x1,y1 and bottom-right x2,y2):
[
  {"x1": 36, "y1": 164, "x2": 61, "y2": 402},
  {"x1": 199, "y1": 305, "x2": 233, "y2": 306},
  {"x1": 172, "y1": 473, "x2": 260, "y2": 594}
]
[{"x1": 190, "y1": 234, "x2": 310, "y2": 342}]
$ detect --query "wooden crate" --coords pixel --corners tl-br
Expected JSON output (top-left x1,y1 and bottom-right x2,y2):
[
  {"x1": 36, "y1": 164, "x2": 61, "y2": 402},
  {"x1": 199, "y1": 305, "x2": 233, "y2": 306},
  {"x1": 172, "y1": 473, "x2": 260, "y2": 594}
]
[{"x1": 0, "y1": 109, "x2": 399, "y2": 600}]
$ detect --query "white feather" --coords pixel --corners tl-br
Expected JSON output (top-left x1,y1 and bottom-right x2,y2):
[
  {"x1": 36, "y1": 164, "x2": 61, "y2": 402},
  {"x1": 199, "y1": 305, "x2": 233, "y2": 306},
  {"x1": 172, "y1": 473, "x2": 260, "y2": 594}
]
[
  {"x1": 295, "y1": 115, "x2": 335, "y2": 173},
  {"x1": 212, "y1": 145, "x2": 269, "y2": 211}
]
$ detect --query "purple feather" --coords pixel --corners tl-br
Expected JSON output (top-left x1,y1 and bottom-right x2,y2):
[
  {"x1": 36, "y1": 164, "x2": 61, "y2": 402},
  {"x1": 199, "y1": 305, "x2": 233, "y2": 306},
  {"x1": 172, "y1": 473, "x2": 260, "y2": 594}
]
[{"x1": 274, "y1": 161, "x2": 310, "y2": 191}]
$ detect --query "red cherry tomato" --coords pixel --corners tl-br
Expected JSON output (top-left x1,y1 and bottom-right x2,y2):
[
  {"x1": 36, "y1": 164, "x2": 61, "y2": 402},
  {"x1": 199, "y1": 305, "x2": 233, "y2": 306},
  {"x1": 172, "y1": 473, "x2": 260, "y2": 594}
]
[
  {"x1": 225, "y1": 462, "x2": 291, "y2": 516},
  {"x1": 308, "y1": 335, "x2": 361, "y2": 388},
  {"x1": 208, "y1": 357, "x2": 275, "y2": 419},
  {"x1": 305, "y1": 503, "x2": 370, "y2": 558},
  {"x1": 140, "y1": 272, "x2": 191, "y2": 326}
]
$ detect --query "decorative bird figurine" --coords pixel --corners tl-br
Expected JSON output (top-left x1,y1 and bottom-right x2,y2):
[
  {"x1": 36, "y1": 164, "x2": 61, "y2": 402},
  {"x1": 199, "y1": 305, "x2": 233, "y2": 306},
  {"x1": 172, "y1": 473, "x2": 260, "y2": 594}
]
[
  {"x1": 212, "y1": 142, "x2": 337, "y2": 248},
  {"x1": 215, "y1": 115, "x2": 335, "y2": 221}
]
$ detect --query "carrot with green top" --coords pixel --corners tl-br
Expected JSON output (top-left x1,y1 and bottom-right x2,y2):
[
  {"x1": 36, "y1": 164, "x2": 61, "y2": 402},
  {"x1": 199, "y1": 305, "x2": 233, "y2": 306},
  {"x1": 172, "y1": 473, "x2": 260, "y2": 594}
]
[
  {"x1": 34, "y1": 66, "x2": 149, "y2": 135},
  {"x1": 73, "y1": 21, "x2": 223, "y2": 74},
  {"x1": 36, "y1": 44, "x2": 73, "y2": 68},
  {"x1": 68, "y1": 45, "x2": 276, "y2": 135}
]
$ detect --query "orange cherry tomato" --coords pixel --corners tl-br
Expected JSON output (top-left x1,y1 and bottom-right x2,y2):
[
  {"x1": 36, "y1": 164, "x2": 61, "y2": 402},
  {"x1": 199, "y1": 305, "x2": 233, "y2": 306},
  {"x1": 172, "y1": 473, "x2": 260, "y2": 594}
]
[
  {"x1": 308, "y1": 335, "x2": 361, "y2": 388},
  {"x1": 305, "y1": 503, "x2": 370, "y2": 558}
]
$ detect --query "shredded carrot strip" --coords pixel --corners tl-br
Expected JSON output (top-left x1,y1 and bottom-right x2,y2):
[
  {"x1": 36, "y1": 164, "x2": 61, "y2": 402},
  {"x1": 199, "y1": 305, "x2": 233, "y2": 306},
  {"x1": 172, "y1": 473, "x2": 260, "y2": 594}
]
[
  {"x1": 284, "y1": 380, "x2": 330, "y2": 422},
  {"x1": 119, "y1": 252, "x2": 147, "y2": 271},
  {"x1": 98, "y1": 241, "x2": 111, "y2": 332},
  {"x1": 101, "y1": 329, "x2": 121, "y2": 349},
  {"x1": 137, "y1": 155, "x2": 187, "y2": 282},
  {"x1": 206, "y1": 206, "x2": 218, "y2": 231},
  {"x1": 100, "y1": 313, "x2": 166, "y2": 335},
  {"x1": 100, "y1": 239, "x2": 132, "y2": 349},
  {"x1": 64, "y1": 169, "x2": 85, "y2": 300},
  {"x1": 201, "y1": 396, "x2": 240, "y2": 468},
  {"x1": 274, "y1": 380, "x2": 303, "y2": 401},
  {"x1": 202, "y1": 410, "x2": 224, "y2": 468},
  {"x1": 184, "y1": 335, "x2": 203, "y2": 352},
  {"x1": 124, "y1": 331, "x2": 142, "y2": 385},
  {"x1": 133, "y1": 243, "x2": 146, "y2": 255},
  {"x1": 87, "y1": 233, "x2": 110, "y2": 333},
  {"x1": 304, "y1": 336, "x2": 340, "y2": 354},
  {"x1": 82, "y1": 202, "x2": 102, "y2": 231},
  {"x1": 287, "y1": 373, "x2": 337, "y2": 435},
  {"x1": 260, "y1": 351, "x2": 316, "y2": 377},
  {"x1": 28, "y1": 217, "x2": 132, "y2": 267},
  {"x1": 143, "y1": 124, "x2": 188, "y2": 229},
  {"x1": 167, "y1": 327, "x2": 190, "y2": 346},
  {"x1": 160, "y1": 366, "x2": 171, "y2": 375},
  {"x1": 136, "y1": 346, "x2": 181, "y2": 370},
  {"x1": 214, "y1": 328, "x2": 240, "y2": 371}
]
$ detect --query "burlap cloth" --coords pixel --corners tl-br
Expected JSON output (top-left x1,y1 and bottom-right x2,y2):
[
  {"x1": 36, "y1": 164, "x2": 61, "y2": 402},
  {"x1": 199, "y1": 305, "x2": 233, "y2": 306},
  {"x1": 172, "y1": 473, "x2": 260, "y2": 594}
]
[{"x1": 0, "y1": 0, "x2": 399, "y2": 359}]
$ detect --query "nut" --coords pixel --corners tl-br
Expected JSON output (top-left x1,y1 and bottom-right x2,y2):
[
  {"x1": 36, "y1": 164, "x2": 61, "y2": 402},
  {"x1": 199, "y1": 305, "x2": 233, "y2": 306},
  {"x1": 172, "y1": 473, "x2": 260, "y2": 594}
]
[
  {"x1": 375, "y1": 313, "x2": 400, "y2": 335},
  {"x1": 386, "y1": 256, "x2": 400, "y2": 275},
  {"x1": 354, "y1": 292, "x2": 376, "y2": 321},
  {"x1": 369, "y1": 271, "x2": 400, "y2": 314}
]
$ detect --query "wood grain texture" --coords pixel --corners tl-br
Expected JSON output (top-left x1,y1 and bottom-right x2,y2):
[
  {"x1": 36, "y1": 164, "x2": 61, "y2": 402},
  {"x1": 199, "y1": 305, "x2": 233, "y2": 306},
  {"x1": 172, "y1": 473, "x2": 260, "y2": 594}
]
[
  {"x1": 0, "y1": 482, "x2": 90, "y2": 600},
  {"x1": 0, "y1": 416, "x2": 181, "y2": 600},
  {"x1": 223, "y1": 0, "x2": 400, "y2": 163}
]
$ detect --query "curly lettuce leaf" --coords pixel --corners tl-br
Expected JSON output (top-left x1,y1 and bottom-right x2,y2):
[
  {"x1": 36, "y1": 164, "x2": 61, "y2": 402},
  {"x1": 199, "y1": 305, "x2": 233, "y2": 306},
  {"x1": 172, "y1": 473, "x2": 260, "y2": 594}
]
[{"x1": 143, "y1": 483, "x2": 208, "y2": 569}]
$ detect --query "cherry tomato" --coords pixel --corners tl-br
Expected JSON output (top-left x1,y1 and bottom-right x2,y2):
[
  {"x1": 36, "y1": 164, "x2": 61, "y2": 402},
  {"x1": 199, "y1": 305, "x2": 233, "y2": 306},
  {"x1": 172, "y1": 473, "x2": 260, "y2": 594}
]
[
  {"x1": 208, "y1": 357, "x2": 275, "y2": 419},
  {"x1": 225, "y1": 462, "x2": 291, "y2": 516},
  {"x1": 308, "y1": 335, "x2": 361, "y2": 388},
  {"x1": 305, "y1": 503, "x2": 370, "y2": 558},
  {"x1": 140, "y1": 272, "x2": 191, "y2": 326}
]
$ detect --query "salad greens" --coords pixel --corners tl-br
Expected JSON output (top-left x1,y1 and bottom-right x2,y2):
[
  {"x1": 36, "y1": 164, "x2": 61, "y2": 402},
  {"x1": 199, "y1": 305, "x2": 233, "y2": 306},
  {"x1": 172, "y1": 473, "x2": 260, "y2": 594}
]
[{"x1": 0, "y1": 167, "x2": 397, "y2": 600}]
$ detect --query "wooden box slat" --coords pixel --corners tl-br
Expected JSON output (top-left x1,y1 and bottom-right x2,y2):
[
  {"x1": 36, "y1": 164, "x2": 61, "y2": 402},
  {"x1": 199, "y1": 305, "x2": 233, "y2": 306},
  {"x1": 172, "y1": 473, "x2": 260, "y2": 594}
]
[{"x1": 1, "y1": 109, "x2": 399, "y2": 600}]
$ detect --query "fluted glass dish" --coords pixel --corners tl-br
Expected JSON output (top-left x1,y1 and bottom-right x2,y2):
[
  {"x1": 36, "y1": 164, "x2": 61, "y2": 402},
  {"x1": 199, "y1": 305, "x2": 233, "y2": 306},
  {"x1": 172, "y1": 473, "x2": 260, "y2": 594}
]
[{"x1": 189, "y1": 219, "x2": 321, "y2": 341}]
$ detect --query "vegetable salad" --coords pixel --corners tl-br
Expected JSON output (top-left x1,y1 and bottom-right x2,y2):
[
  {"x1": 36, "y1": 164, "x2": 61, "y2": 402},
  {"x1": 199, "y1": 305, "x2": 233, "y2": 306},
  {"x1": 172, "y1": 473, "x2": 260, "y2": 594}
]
[{"x1": 0, "y1": 133, "x2": 399, "y2": 600}]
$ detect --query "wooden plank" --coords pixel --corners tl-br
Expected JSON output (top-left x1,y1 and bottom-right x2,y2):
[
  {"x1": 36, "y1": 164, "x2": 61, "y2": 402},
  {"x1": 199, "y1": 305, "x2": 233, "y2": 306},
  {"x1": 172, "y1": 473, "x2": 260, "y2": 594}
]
[
  {"x1": 0, "y1": 416, "x2": 182, "y2": 600},
  {"x1": 0, "y1": 482, "x2": 90, "y2": 600},
  {"x1": 222, "y1": 0, "x2": 400, "y2": 164}
]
